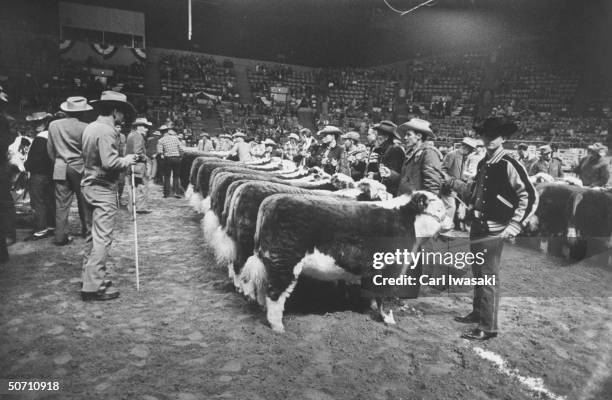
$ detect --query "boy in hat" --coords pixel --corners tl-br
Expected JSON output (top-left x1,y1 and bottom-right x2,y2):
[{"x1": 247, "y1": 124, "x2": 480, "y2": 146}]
[
  {"x1": 515, "y1": 143, "x2": 537, "y2": 173},
  {"x1": 228, "y1": 131, "x2": 252, "y2": 162},
  {"x1": 126, "y1": 117, "x2": 152, "y2": 215},
  {"x1": 157, "y1": 125, "x2": 184, "y2": 198},
  {"x1": 367, "y1": 121, "x2": 405, "y2": 192},
  {"x1": 529, "y1": 145, "x2": 563, "y2": 178},
  {"x1": 575, "y1": 142, "x2": 610, "y2": 187},
  {"x1": 315, "y1": 126, "x2": 350, "y2": 176},
  {"x1": 80, "y1": 91, "x2": 139, "y2": 301},
  {"x1": 442, "y1": 137, "x2": 477, "y2": 181},
  {"x1": 342, "y1": 131, "x2": 368, "y2": 180},
  {"x1": 452, "y1": 116, "x2": 538, "y2": 340},
  {"x1": 24, "y1": 112, "x2": 55, "y2": 239},
  {"x1": 47, "y1": 96, "x2": 93, "y2": 245},
  {"x1": 197, "y1": 132, "x2": 214, "y2": 152},
  {"x1": 384, "y1": 118, "x2": 442, "y2": 196}
]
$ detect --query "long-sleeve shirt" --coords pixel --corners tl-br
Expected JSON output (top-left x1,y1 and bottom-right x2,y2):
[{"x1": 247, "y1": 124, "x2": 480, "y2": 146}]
[
  {"x1": 47, "y1": 117, "x2": 87, "y2": 179},
  {"x1": 81, "y1": 116, "x2": 132, "y2": 188},
  {"x1": 126, "y1": 130, "x2": 147, "y2": 177},
  {"x1": 574, "y1": 155, "x2": 610, "y2": 187},
  {"x1": 157, "y1": 134, "x2": 184, "y2": 158}
]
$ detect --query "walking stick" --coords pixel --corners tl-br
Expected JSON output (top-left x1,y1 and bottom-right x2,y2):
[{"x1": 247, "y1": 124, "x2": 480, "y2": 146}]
[{"x1": 131, "y1": 165, "x2": 140, "y2": 291}]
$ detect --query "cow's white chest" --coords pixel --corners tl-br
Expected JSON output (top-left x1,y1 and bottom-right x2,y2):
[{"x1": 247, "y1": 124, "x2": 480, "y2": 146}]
[{"x1": 298, "y1": 248, "x2": 361, "y2": 285}]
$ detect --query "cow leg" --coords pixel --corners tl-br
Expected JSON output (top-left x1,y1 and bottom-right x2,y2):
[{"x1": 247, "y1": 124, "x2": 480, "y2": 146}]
[
  {"x1": 370, "y1": 298, "x2": 396, "y2": 325},
  {"x1": 266, "y1": 262, "x2": 303, "y2": 333},
  {"x1": 539, "y1": 238, "x2": 549, "y2": 253},
  {"x1": 185, "y1": 183, "x2": 194, "y2": 200}
]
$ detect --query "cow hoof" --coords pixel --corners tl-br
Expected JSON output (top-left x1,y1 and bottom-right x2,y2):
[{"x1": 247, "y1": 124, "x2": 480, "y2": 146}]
[
  {"x1": 539, "y1": 240, "x2": 549, "y2": 253},
  {"x1": 270, "y1": 323, "x2": 285, "y2": 333},
  {"x1": 382, "y1": 310, "x2": 396, "y2": 325}
]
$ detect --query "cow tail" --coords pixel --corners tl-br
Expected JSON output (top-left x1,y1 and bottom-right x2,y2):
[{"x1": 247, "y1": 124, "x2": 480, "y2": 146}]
[{"x1": 240, "y1": 254, "x2": 268, "y2": 306}]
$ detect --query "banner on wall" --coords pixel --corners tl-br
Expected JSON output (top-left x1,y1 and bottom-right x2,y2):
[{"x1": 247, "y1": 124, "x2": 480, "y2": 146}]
[
  {"x1": 131, "y1": 48, "x2": 146, "y2": 62},
  {"x1": 90, "y1": 43, "x2": 118, "y2": 59},
  {"x1": 59, "y1": 39, "x2": 75, "y2": 54}
]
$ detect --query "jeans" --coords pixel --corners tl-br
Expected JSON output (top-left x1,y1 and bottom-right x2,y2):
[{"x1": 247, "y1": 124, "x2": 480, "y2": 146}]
[
  {"x1": 29, "y1": 173, "x2": 55, "y2": 232},
  {"x1": 163, "y1": 156, "x2": 181, "y2": 196},
  {"x1": 469, "y1": 219, "x2": 504, "y2": 333},
  {"x1": 81, "y1": 184, "x2": 118, "y2": 292}
]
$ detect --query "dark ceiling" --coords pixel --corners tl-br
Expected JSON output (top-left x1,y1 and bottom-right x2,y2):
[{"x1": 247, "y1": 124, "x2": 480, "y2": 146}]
[{"x1": 9, "y1": 0, "x2": 612, "y2": 67}]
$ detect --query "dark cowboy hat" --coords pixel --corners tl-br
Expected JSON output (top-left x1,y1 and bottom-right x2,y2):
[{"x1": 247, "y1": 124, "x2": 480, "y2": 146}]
[
  {"x1": 90, "y1": 91, "x2": 136, "y2": 118},
  {"x1": 317, "y1": 125, "x2": 343, "y2": 138},
  {"x1": 372, "y1": 120, "x2": 399, "y2": 140},
  {"x1": 516, "y1": 143, "x2": 528, "y2": 151},
  {"x1": 473, "y1": 116, "x2": 518, "y2": 139}
]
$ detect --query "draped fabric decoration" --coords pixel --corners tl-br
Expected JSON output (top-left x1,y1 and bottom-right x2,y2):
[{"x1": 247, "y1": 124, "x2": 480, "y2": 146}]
[
  {"x1": 59, "y1": 39, "x2": 75, "y2": 54},
  {"x1": 90, "y1": 43, "x2": 118, "y2": 59},
  {"x1": 131, "y1": 47, "x2": 147, "y2": 62}
]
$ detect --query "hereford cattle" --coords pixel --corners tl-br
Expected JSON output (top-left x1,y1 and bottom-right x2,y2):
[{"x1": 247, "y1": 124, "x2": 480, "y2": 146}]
[
  {"x1": 523, "y1": 183, "x2": 587, "y2": 255},
  {"x1": 566, "y1": 187, "x2": 612, "y2": 261},
  {"x1": 239, "y1": 191, "x2": 452, "y2": 332}
]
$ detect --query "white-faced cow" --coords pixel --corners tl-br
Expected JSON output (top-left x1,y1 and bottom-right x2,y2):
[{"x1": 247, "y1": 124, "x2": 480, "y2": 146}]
[{"x1": 239, "y1": 191, "x2": 452, "y2": 332}]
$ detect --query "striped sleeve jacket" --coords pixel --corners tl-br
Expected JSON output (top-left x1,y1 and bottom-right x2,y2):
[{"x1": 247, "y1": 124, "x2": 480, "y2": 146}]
[{"x1": 470, "y1": 147, "x2": 539, "y2": 236}]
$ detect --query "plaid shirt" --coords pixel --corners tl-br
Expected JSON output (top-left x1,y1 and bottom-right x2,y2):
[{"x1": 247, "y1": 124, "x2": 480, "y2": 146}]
[
  {"x1": 157, "y1": 134, "x2": 183, "y2": 157},
  {"x1": 283, "y1": 140, "x2": 300, "y2": 160}
]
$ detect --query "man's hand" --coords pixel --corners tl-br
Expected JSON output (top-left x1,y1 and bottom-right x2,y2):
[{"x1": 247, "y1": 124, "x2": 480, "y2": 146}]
[
  {"x1": 379, "y1": 165, "x2": 391, "y2": 178},
  {"x1": 125, "y1": 154, "x2": 139, "y2": 165}
]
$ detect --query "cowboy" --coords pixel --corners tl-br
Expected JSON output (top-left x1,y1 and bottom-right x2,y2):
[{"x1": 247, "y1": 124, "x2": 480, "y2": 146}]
[
  {"x1": 515, "y1": 143, "x2": 537, "y2": 173},
  {"x1": 315, "y1": 126, "x2": 350, "y2": 176},
  {"x1": 157, "y1": 125, "x2": 184, "y2": 198},
  {"x1": 367, "y1": 121, "x2": 405, "y2": 193},
  {"x1": 463, "y1": 139, "x2": 485, "y2": 181},
  {"x1": 263, "y1": 138, "x2": 281, "y2": 159},
  {"x1": 453, "y1": 116, "x2": 538, "y2": 340},
  {"x1": 47, "y1": 96, "x2": 92, "y2": 245},
  {"x1": 283, "y1": 132, "x2": 301, "y2": 162},
  {"x1": 228, "y1": 131, "x2": 252, "y2": 161},
  {"x1": 342, "y1": 131, "x2": 368, "y2": 180},
  {"x1": 385, "y1": 118, "x2": 443, "y2": 196},
  {"x1": 529, "y1": 145, "x2": 563, "y2": 178},
  {"x1": 216, "y1": 134, "x2": 233, "y2": 152},
  {"x1": 442, "y1": 137, "x2": 478, "y2": 181},
  {"x1": 575, "y1": 142, "x2": 610, "y2": 187},
  {"x1": 146, "y1": 127, "x2": 162, "y2": 184},
  {"x1": 126, "y1": 117, "x2": 152, "y2": 215},
  {"x1": 80, "y1": 91, "x2": 139, "y2": 301},
  {"x1": 24, "y1": 112, "x2": 55, "y2": 240},
  {"x1": 197, "y1": 131, "x2": 214, "y2": 152},
  {"x1": 0, "y1": 85, "x2": 16, "y2": 262}
]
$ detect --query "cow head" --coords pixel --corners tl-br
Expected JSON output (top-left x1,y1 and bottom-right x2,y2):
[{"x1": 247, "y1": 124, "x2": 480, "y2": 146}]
[
  {"x1": 331, "y1": 173, "x2": 356, "y2": 189},
  {"x1": 356, "y1": 178, "x2": 392, "y2": 201},
  {"x1": 530, "y1": 172, "x2": 555, "y2": 186},
  {"x1": 401, "y1": 191, "x2": 453, "y2": 238}
]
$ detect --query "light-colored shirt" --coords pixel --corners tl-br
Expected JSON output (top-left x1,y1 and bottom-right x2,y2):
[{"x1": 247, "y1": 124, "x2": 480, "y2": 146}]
[{"x1": 47, "y1": 117, "x2": 88, "y2": 179}]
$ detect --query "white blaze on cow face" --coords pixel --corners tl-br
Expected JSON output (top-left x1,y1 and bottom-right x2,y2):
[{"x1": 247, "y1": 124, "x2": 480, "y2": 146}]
[
  {"x1": 412, "y1": 191, "x2": 452, "y2": 237},
  {"x1": 240, "y1": 254, "x2": 268, "y2": 306}
]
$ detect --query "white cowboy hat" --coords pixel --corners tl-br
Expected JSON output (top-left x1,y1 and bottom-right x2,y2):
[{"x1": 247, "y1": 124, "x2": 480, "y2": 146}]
[
  {"x1": 90, "y1": 91, "x2": 136, "y2": 116},
  {"x1": 399, "y1": 118, "x2": 434, "y2": 139},
  {"x1": 60, "y1": 96, "x2": 93, "y2": 113},
  {"x1": 233, "y1": 131, "x2": 246, "y2": 138},
  {"x1": 461, "y1": 137, "x2": 478, "y2": 149},
  {"x1": 132, "y1": 117, "x2": 153, "y2": 127},
  {"x1": 26, "y1": 112, "x2": 52, "y2": 122},
  {"x1": 288, "y1": 133, "x2": 300, "y2": 141}
]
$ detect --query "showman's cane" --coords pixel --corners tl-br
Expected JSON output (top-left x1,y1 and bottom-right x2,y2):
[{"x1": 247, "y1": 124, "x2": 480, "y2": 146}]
[{"x1": 131, "y1": 165, "x2": 140, "y2": 291}]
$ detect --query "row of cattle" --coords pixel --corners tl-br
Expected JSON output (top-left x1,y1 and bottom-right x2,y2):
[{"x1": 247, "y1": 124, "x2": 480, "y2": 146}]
[
  {"x1": 526, "y1": 178, "x2": 612, "y2": 263},
  {"x1": 178, "y1": 152, "x2": 452, "y2": 332}
]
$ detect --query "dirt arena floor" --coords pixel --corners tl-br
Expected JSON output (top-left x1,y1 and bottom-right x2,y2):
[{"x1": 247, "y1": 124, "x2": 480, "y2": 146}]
[{"x1": 1, "y1": 182, "x2": 611, "y2": 400}]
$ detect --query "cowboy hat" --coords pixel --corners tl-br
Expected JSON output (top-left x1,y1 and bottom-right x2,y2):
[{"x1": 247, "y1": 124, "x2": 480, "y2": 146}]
[
  {"x1": 132, "y1": 117, "x2": 152, "y2": 127},
  {"x1": 538, "y1": 145, "x2": 552, "y2": 154},
  {"x1": 201, "y1": 132, "x2": 210, "y2": 138},
  {"x1": 90, "y1": 91, "x2": 136, "y2": 116},
  {"x1": 461, "y1": 137, "x2": 478, "y2": 149},
  {"x1": 299, "y1": 128, "x2": 312, "y2": 135},
  {"x1": 233, "y1": 131, "x2": 246, "y2": 138},
  {"x1": 588, "y1": 142, "x2": 608, "y2": 155},
  {"x1": 317, "y1": 125, "x2": 343, "y2": 138},
  {"x1": 288, "y1": 133, "x2": 300, "y2": 141},
  {"x1": 60, "y1": 96, "x2": 93, "y2": 113},
  {"x1": 159, "y1": 125, "x2": 169, "y2": 132},
  {"x1": 516, "y1": 143, "x2": 528, "y2": 151},
  {"x1": 264, "y1": 138, "x2": 277, "y2": 146},
  {"x1": 398, "y1": 118, "x2": 435, "y2": 140},
  {"x1": 372, "y1": 120, "x2": 399, "y2": 139},
  {"x1": 473, "y1": 116, "x2": 518, "y2": 139},
  {"x1": 342, "y1": 131, "x2": 361, "y2": 142},
  {"x1": 25, "y1": 112, "x2": 52, "y2": 122},
  {"x1": 219, "y1": 134, "x2": 231, "y2": 139}
]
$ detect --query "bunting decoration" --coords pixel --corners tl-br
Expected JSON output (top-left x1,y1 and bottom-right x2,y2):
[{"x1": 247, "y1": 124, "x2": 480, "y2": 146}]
[
  {"x1": 131, "y1": 47, "x2": 147, "y2": 62},
  {"x1": 90, "y1": 43, "x2": 118, "y2": 59},
  {"x1": 59, "y1": 39, "x2": 75, "y2": 54}
]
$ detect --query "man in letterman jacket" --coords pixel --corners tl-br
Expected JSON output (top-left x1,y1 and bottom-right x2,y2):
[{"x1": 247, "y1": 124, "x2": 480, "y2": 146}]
[{"x1": 451, "y1": 116, "x2": 538, "y2": 341}]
